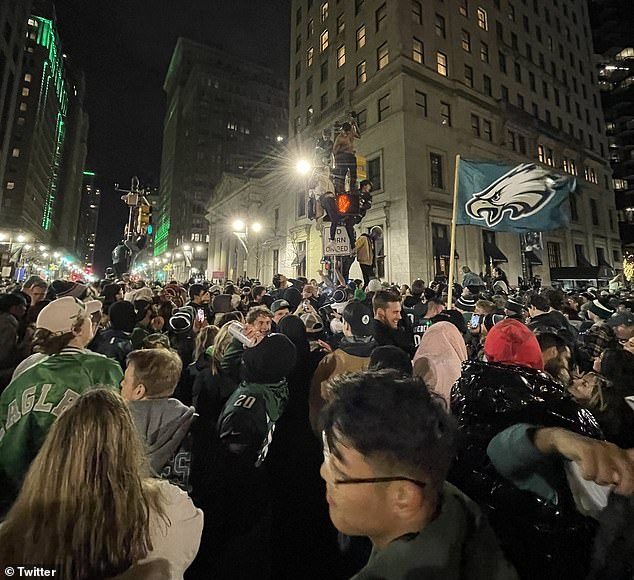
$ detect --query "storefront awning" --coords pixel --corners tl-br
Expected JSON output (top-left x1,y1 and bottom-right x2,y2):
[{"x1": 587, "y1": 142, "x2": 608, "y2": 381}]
[
  {"x1": 550, "y1": 267, "x2": 612, "y2": 281},
  {"x1": 524, "y1": 250, "x2": 543, "y2": 265},
  {"x1": 432, "y1": 238, "x2": 459, "y2": 259},
  {"x1": 483, "y1": 241, "x2": 508, "y2": 263}
]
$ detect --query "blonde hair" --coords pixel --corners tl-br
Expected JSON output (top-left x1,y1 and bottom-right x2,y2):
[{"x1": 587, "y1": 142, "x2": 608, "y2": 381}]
[
  {"x1": 210, "y1": 323, "x2": 234, "y2": 375},
  {"x1": 0, "y1": 388, "x2": 165, "y2": 579},
  {"x1": 127, "y1": 348, "x2": 183, "y2": 398},
  {"x1": 194, "y1": 324, "x2": 220, "y2": 360}
]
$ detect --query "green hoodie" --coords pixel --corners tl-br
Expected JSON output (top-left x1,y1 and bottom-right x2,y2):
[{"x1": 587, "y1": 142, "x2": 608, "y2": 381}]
[{"x1": 0, "y1": 347, "x2": 123, "y2": 495}]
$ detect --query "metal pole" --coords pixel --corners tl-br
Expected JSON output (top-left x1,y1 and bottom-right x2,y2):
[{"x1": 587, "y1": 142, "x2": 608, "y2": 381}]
[{"x1": 447, "y1": 155, "x2": 461, "y2": 307}]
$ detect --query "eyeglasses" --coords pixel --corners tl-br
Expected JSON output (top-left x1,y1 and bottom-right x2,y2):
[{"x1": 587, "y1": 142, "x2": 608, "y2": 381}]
[{"x1": 334, "y1": 475, "x2": 426, "y2": 489}]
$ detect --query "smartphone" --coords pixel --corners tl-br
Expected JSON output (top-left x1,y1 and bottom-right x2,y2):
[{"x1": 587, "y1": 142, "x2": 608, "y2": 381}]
[
  {"x1": 469, "y1": 314, "x2": 481, "y2": 328},
  {"x1": 197, "y1": 309, "x2": 205, "y2": 323}
]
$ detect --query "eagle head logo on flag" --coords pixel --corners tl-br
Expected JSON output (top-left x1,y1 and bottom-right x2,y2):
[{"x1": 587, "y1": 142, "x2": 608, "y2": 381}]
[{"x1": 457, "y1": 160, "x2": 577, "y2": 232}]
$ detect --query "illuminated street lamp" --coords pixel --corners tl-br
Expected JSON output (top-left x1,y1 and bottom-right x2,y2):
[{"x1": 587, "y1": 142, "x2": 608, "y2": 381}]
[
  {"x1": 232, "y1": 220, "x2": 263, "y2": 279},
  {"x1": 296, "y1": 159, "x2": 311, "y2": 175}
]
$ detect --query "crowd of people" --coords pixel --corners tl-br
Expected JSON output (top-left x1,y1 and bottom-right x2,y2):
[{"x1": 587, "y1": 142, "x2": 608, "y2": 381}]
[{"x1": 1, "y1": 267, "x2": 634, "y2": 579}]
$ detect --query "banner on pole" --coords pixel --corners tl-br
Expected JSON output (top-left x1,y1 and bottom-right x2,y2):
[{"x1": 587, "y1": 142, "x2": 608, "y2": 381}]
[{"x1": 456, "y1": 160, "x2": 576, "y2": 232}]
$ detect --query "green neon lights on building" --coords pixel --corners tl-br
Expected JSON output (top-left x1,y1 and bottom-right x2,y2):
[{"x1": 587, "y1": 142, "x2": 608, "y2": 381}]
[
  {"x1": 83, "y1": 171, "x2": 96, "y2": 176},
  {"x1": 154, "y1": 217, "x2": 170, "y2": 255},
  {"x1": 34, "y1": 16, "x2": 68, "y2": 231}
]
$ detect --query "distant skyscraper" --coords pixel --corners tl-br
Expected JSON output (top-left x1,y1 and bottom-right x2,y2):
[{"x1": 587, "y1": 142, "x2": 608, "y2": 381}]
[
  {"x1": 0, "y1": 0, "x2": 33, "y2": 217},
  {"x1": 156, "y1": 38, "x2": 288, "y2": 278},
  {"x1": 590, "y1": 0, "x2": 634, "y2": 254},
  {"x1": 75, "y1": 171, "x2": 100, "y2": 270}
]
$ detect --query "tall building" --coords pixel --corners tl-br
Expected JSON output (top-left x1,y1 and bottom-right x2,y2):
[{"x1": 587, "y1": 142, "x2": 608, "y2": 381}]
[
  {"x1": 0, "y1": 0, "x2": 33, "y2": 215},
  {"x1": 262, "y1": 0, "x2": 619, "y2": 286},
  {"x1": 156, "y1": 38, "x2": 288, "y2": 279},
  {"x1": 589, "y1": 0, "x2": 634, "y2": 255},
  {"x1": 75, "y1": 171, "x2": 100, "y2": 271},
  {"x1": 0, "y1": 8, "x2": 79, "y2": 246}
]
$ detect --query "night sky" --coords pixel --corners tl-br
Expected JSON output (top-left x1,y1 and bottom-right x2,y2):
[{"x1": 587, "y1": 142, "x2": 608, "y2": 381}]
[{"x1": 54, "y1": 0, "x2": 291, "y2": 274}]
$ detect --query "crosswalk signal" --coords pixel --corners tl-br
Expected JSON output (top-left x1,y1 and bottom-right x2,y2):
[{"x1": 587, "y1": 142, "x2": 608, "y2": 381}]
[
  {"x1": 137, "y1": 204, "x2": 151, "y2": 233},
  {"x1": 336, "y1": 192, "x2": 360, "y2": 216}
]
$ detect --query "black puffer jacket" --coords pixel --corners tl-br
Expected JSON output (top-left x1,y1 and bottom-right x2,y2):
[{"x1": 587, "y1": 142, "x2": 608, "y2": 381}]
[
  {"x1": 450, "y1": 360, "x2": 602, "y2": 580},
  {"x1": 89, "y1": 328, "x2": 133, "y2": 370}
]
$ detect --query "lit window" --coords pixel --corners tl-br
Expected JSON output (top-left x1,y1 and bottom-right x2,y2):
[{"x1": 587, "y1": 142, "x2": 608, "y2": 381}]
[
  {"x1": 356, "y1": 25, "x2": 366, "y2": 49},
  {"x1": 412, "y1": 38, "x2": 423, "y2": 63},
  {"x1": 24, "y1": 73, "x2": 32, "y2": 83},
  {"x1": 320, "y1": 29, "x2": 329, "y2": 52},
  {"x1": 337, "y1": 44, "x2": 346, "y2": 67},
  {"x1": 6, "y1": 182, "x2": 15, "y2": 190},
  {"x1": 11, "y1": 148, "x2": 20, "y2": 158},
  {"x1": 356, "y1": 60, "x2": 367, "y2": 84},
  {"x1": 337, "y1": 13, "x2": 345, "y2": 34},
  {"x1": 459, "y1": 0, "x2": 469, "y2": 16},
  {"x1": 307, "y1": 47, "x2": 314, "y2": 66},
  {"x1": 19, "y1": 102, "x2": 27, "y2": 112},
  {"x1": 307, "y1": 18, "x2": 314, "y2": 37},
  {"x1": 538, "y1": 144, "x2": 545, "y2": 163},
  {"x1": 307, "y1": 106, "x2": 314, "y2": 124},
  {"x1": 22, "y1": 87, "x2": 29, "y2": 97},
  {"x1": 27, "y1": 18, "x2": 36, "y2": 26},
  {"x1": 436, "y1": 52, "x2": 448, "y2": 76},
  {"x1": 477, "y1": 7, "x2": 488, "y2": 30},
  {"x1": 461, "y1": 29, "x2": 471, "y2": 52},
  {"x1": 377, "y1": 42, "x2": 389, "y2": 70},
  {"x1": 320, "y1": 2, "x2": 329, "y2": 22}
]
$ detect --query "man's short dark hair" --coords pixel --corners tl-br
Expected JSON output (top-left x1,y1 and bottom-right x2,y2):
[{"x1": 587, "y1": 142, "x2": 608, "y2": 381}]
[
  {"x1": 246, "y1": 305, "x2": 273, "y2": 324},
  {"x1": 360, "y1": 179, "x2": 373, "y2": 190},
  {"x1": 252, "y1": 285, "x2": 266, "y2": 299},
  {"x1": 372, "y1": 290, "x2": 400, "y2": 314},
  {"x1": 541, "y1": 288, "x2": 565, "y2": 311},
  {"x1": 22, "y1": 276, "x2": 47, "y2": 290},
  {"x1": 272, "y1": 273, "x2": 284, "y2": 289},
  {"x1": 321, "y1": 370, "x2": 456, "y2": 494},
  {"x1": 411, "y1": 279, "x2": 425, "y2": 296},
  {"x1": 188, "y1": 283, "x2": 205, "y2": 300},
  {"x1": 528, "y1": 292, "x2": 550, "y2": 313},
  {"x1": 369, "y1": 346, "x2": 412, "y2": 375}
]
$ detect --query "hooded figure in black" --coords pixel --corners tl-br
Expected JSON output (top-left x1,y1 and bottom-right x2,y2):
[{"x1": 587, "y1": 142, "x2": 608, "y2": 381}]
[
  {"x1": 190, "y1": 334, "x2": 297, "y2": 580},
  {"x1": 450, "y1": 319, "x2": 603, "y2": 580},
  {"x1": 89, "y1": 300, "x2": 135, "y2": 369}
]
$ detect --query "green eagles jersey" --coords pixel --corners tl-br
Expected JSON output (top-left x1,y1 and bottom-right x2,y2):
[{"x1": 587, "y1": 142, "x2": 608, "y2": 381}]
[{"x1": 0, "y1": 347, "x2": 123, "y2": 492}]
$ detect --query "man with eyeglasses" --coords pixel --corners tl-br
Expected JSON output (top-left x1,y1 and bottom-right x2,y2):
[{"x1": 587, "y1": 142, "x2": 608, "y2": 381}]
[{"x1": 320, "y1": 370, "x2": 517, "y2": 580}]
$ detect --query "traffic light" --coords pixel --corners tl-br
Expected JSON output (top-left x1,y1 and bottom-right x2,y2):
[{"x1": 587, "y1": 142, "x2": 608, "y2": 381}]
[
  {"x1": 336, "y1": 192, "x2": 360, "y2": 216},
  {"x1": 137, "y1": 204, "x2": 151, "y2": 233}
]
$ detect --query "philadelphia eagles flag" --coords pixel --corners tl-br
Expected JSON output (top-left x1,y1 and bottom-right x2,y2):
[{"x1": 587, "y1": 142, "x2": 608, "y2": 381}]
[{"x1": 456, "y1": 159, "x2": 576, "y2": 232}]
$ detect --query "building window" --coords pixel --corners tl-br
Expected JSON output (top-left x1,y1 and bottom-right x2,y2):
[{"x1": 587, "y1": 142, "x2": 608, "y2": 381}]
[
  {"x1": 482, "y1": 119, "x2": 492, "y2": 141},
  {"x1": 294, "y1": 88, "x2": 300, "y2": 106},
  {"x1": 459, "y1": 0, "x2": 469, "y2": 17},
  {"x1": 477, "y1": 7, "x2": 488, "y2": 30},
  {"x1": 306, "y1": 76, "x2": 313, "y2": 95},
  {"x1": 507, "y1": 129, "x2": 517, "y2": 151},
  {"x1": 412, "y1": 37, "x2": 424, "y2": 63},
  {"x1": 501, "y1": 85, "x2": 509, "y2": 101},
  {"x1": 11, "y1": 148, "x2": 20, "y2": 158},
  {"x1": 297, "y1": 190, "x2": 306, "y2": 217},
  {"x1": 537, "y1": 144, "x2": 545, "y2": 163},
  {"x1": 464, "y1": 64, "x2": 474, "y2": 87},
  {"x1": 321, "y1": 92, "x2": 329, "y2": 110},
  {"x1": 483, "y1": 74, "x2": 492, "y2": 96},
  {"x1": 430, "y1": 153, "x2": 444, "y2": 189},
  {"x1": 570, "y1": 195, "x2": 578, "y2": 222},
  {"x1": 435, "y1": 14, "x2": 446, "y2": 38},
  {"x1": 320, "y1": 60, "x2": 328, "y2": 82},
  {"x1": 355, "y1": 0, "x2": 364, "y2": 14},
  {"x1": 471, "y1": 114, "x2": 481, "y2": 137},
  {"x1": 367, "y1": 156, "x2": 382, "y2": 190},
  {"x1": 295, "y1": 62, "x2": 301, "y2": 79},
  {"x1": 437, "y1": 52, "x2": 448, "y2": 76},
  {"x1": 356, "y1": 60, "x2": 367, "y2": 84},
  {"x1": 320, "y1": 1, "x2": 329, "y2": 22},
  {"x1": 547, "y1": 242, "x2": 562, "y2": 268},
  {"x1": 514, "y1": 61, "x2": 521, "y2": 82},
  {"x1": 336, "y1": 77, "x2": 345, "y2": 98},
  {"x1": 480, "y1": 42, "x2": 489, "y2": 63},
  {"x1": 461, "y1": 30, "x2": 471, "y2": 52},
  {"x1": 296, "y1": 34, "x2": 302, "y2": 53},
  {"x1": 24, "y1": 73, "x2": 31, "y2": 83},
  {"x1": 378, "y1": 94, "x2": 391, "y2": 121},
  {"x1": 272, "y1": 249, "x2": 279, "y2": 274},
  {"x1": 294, "y1": 117, "x2": 301, "y2": 135},
  {"x1": 440, "y1": 101, "x2": 451, "y2": 126},
  {"x1": 376, "y1": 3, "x2": 387, "y2": 32},
  {"x1": 307, "y1": 18, "x2": 314, "y2": 38},
  {"x1": 307, "y1": 105, "x2": 314, "y2": 124},
  {"x1": 517, "y1": 93, "x2": 524, "y2": 110},
  {"x1": 529, "y1": 71, "x2": 535, "y2": 91},
  {"x1": 320, "y1": 29, "x2": 329, "y2": 51},
  {"x1": 19, "y1": 102, "x2": 27, "y2": 112},
  {"x1": 337, "y1": 44, "x2": 346, "y2": 67},
  {"x1": 307, "y1": 47, "x2": 314, "y2": 66},
  {"x1": 356, "y1": 25, "x2": 366, "y2": 49},
  {"x1": 296, "y1": 241, "x2": 307, "y2": 277},
  {"x1": 415, "y1": 90, "x2": 427, "y2": 116},
  {"x1": 357, "y1": 109, "x2": 367, "y2": 131},
  {"x1": 337, "y1": 13, "x2": 345, "y2": 34},
  {"x1": 546, "y1": 148, "x2": 554, "y2": 167},
  {"x1": 499, "y1": 51, "x2": 507, "y2": 74},
  {"x1": 377, "y1": 42, "x2": 389, "y2": 70},
  {"x1": 518, "y1": 135, "x2": 527, "y2": 154},
  {"x1": 412, "y1": 0, "x2": 423, "y2": 24},
  {"x1": 590, "y1": 199, "x2": 599, "y2": 226}
]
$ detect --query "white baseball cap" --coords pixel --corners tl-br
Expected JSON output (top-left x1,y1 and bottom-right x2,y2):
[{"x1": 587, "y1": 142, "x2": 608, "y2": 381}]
[{"x1": 36, "y1": 297, "x2": 102, "y2": 335}]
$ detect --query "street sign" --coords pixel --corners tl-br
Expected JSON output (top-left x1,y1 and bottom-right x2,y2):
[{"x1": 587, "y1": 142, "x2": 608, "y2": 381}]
[{"x1": 322, "y1": 225, "x2": 353, "y2": 256}]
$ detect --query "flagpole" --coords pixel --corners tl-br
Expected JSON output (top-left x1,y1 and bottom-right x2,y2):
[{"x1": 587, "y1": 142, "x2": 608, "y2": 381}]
[{"x1": 447, "y1": 154, "x2": 461, "y2": 308}]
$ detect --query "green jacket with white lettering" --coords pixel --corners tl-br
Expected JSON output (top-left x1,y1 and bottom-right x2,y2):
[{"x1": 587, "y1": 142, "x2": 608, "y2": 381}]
[{"x1": 0, "y1": 347, "x2": 123, "y2": 506}]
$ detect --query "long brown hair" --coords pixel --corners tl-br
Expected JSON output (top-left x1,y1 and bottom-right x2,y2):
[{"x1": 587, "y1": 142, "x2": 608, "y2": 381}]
[{"x1": 0, "y1": 388, "x2": 165, "y2": 579}]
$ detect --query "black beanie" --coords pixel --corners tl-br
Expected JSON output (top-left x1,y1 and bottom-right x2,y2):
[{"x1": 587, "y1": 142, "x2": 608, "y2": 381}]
[
  {"x1": 108, "y1": 301, "x2": 136, "y2": 333},
  {"x1": 242, "y1": 334, "x2": 297, "y2": 384}
]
